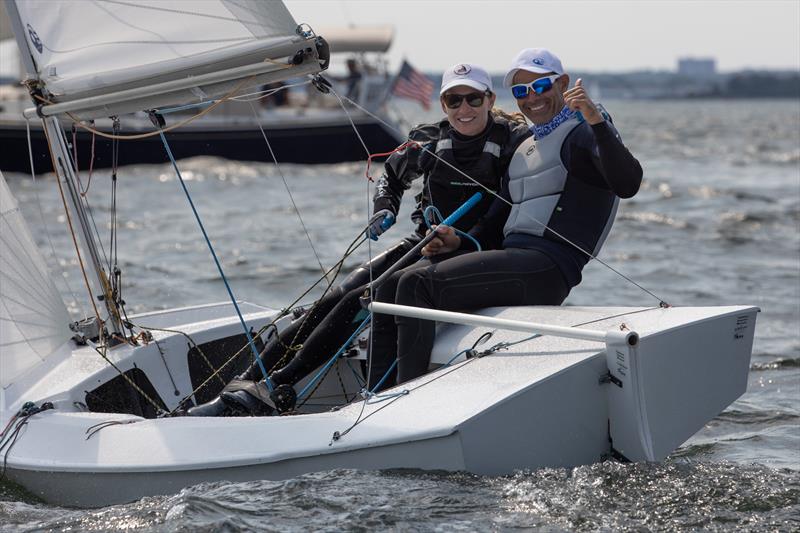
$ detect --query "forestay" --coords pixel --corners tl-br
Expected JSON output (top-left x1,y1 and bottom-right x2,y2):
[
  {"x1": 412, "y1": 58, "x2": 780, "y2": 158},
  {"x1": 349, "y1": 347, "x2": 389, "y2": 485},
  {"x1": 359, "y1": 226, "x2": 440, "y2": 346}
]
[{"x1": 0, "y1": 171, "x2": 71, "y2": 388}]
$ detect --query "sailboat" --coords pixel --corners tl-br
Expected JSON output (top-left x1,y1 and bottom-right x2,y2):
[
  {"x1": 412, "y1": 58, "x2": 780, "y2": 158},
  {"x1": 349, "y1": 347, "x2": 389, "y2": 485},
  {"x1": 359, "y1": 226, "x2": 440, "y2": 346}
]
[{"x1": 0, "y1": 0, "x2": 758, "y2": 508}]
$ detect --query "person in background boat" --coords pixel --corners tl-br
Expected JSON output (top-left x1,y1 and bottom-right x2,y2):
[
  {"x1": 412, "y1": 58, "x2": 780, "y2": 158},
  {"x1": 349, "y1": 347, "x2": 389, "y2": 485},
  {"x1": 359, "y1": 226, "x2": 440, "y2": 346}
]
[
  {"x1": 187, "y1": 63, "x2": 531, "y2": 416},
  {"x1": 368, "y1": 48, "x2": 643, "y2": 389},
  {"x1": 260, "y1": 81, "x2": 290, "y2": 108},
  {"x1": 344, "y1": 58, "x2": 363, "y2": 102}
]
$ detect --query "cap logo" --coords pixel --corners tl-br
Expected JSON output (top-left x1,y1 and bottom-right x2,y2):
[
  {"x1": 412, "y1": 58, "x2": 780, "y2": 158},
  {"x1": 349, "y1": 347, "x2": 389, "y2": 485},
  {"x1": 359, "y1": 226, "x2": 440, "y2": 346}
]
[
  {"x1": 454, "y1": 64, "x2": 471, "y2": 75},
  {"x1": 532, "y1": 58, "x2": 544, "y2": 65}
]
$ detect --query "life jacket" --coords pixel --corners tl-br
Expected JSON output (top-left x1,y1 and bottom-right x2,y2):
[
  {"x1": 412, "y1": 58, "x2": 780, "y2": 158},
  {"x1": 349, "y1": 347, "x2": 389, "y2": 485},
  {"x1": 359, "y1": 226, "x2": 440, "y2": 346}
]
[
  {"x1": 504, "y1": 115, "x2": 619, "y2": 257},
  {"x1": 415, "y1": 117, "x2": 509, "y2": 233}
]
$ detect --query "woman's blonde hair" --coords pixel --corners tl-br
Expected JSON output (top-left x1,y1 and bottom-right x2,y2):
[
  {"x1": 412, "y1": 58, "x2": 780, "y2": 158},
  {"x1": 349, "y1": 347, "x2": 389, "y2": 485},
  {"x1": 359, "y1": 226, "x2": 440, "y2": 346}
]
[{"x1": 490, "y1": 107, "x2": 528, "y2": 125}]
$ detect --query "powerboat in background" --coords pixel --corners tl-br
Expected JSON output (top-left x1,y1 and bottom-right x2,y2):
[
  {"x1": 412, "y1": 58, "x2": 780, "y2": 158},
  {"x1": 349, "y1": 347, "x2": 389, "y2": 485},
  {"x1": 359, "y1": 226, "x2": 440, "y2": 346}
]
[{"x1": 0, "y1": 24, "x2": 407, "y2": 173}]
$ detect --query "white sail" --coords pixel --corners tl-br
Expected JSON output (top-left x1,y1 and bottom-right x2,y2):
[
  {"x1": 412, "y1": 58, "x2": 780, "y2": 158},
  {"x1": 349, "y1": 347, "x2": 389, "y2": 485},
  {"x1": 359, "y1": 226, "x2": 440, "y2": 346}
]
[
  {"x1": 8, "y1": 0, "x2": 323, "y2": 118},
  {"x1": 0, "y1": 171, "x2": 71, "y2": 388}
]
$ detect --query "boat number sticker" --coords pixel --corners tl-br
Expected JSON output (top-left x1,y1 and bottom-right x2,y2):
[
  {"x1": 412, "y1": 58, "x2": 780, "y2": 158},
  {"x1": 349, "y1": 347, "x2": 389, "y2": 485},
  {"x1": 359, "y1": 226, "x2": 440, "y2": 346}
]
[
  {"x1": 734, "y1": 315, "x2": 749, "y2": 340},
  {"x1": 615, "y1": 349, "x2": 628, "y2": 378}
]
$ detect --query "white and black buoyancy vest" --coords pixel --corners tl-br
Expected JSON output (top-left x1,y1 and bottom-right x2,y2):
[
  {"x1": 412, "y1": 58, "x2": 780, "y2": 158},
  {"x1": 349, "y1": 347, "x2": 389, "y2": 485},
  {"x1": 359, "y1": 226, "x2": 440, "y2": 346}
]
[
  {"x1": 503, "y1": 115, "x2": 619, "y2": 257},
  {"x1": 418, "y1": 119, "x2": 508, "y2": 232}
]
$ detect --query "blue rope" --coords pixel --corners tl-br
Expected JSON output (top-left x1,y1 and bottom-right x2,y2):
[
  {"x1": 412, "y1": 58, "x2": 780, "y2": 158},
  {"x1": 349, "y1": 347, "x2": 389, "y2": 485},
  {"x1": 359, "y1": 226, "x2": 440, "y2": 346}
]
[
  {"x1": 297, "y1": 315, "x2": 372, "y2": 400},
  {"x1": 423, "y1": 205, "x2": 481, "y2": 251},
  {"x1": 157, "y1": 131, "x2": 272, "y2": 389}
]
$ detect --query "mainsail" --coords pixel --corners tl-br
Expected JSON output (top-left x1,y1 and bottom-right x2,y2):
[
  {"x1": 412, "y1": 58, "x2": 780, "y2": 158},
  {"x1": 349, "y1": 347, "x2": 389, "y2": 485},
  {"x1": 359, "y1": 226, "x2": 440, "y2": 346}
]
[
  {"x1": 0, "y1": 171, "x2": 71, "y2": 388},
  {"x1": 7, "y1": 0, "x2": 325, "y2": 118}
]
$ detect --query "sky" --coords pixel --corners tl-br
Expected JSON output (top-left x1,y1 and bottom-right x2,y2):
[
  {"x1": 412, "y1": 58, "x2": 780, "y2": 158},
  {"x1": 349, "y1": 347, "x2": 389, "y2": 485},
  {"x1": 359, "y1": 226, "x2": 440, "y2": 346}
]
[{"x1": 284, "y1": 0, "x2": 800, "y2": 73}]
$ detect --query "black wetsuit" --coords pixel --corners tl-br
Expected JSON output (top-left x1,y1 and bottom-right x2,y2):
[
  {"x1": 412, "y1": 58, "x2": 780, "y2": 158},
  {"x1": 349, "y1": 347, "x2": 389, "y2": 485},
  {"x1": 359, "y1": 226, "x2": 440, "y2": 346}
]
[
  {"x1": 369, "y1": 115, "x2": 643, "y2": 388},
  {"x1": 238, "y1": 115, "x2": 531, "y2": 390}
]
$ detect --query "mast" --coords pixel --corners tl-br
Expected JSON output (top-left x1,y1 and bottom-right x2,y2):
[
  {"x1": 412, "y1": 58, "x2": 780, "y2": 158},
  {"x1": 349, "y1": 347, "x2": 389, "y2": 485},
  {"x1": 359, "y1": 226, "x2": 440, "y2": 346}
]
[{"x1": 41, "y1": 116, "x2": 126, "y2": 336}]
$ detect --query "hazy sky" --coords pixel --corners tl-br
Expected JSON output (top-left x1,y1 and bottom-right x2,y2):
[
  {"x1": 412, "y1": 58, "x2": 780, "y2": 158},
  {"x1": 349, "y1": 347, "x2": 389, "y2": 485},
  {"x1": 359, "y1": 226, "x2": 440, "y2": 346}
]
[{"x1": 285, "y1": 0, "x2": 800, "y2": 73}]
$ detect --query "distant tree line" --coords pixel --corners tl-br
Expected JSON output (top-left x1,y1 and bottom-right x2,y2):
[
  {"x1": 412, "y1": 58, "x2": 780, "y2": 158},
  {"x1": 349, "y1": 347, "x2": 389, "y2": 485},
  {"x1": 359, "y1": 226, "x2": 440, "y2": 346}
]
[{"x1": 714, "y1": 72, "x2": 800, "y2": 98}]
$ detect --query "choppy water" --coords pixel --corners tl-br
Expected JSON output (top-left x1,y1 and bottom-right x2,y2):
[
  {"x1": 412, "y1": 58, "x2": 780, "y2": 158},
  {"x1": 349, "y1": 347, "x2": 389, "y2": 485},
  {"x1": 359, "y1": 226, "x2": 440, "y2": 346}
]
[{"x1": 2, "y1": 99, "x2": 799, "y2": 531}]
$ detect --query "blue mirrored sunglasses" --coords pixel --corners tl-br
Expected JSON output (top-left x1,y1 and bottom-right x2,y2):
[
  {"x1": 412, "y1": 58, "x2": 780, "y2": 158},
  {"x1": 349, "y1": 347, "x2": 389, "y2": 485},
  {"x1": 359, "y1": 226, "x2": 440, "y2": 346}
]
[{"x1": 510, "y1": 75, "x2": 561, "y2": 99}]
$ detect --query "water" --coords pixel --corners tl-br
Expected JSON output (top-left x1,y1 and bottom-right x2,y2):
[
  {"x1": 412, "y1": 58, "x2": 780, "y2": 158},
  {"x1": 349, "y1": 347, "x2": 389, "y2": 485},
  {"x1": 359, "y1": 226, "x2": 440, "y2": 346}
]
[{"x1": 2, "y1": 99, "x2": 799, "y2": 531}]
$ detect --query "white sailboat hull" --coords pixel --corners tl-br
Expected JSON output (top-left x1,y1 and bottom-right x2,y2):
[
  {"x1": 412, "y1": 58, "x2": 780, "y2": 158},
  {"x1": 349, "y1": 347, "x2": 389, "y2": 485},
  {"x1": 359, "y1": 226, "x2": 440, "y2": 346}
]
[{"x1": 0, "y1": 304, "x2": 758, "y2": 508}]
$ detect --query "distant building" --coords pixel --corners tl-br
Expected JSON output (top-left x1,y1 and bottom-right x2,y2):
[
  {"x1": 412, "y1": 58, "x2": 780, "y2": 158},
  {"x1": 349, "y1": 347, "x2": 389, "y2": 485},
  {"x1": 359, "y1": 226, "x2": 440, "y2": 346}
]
[{"x1": 677, "y1": 57, "x2": 717, "y2": 77}]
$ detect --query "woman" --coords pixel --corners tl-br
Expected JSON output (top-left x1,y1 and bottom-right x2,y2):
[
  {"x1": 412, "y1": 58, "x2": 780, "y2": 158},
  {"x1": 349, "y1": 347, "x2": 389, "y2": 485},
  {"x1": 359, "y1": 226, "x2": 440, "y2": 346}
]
[{"x1": 188, "y1": 63, "x2": 530, "y2": 416}]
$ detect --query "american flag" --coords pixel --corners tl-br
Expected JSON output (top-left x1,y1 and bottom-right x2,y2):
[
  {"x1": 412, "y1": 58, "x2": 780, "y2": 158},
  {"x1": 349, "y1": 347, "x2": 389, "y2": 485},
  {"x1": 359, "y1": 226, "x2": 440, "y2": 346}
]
[{"x1": 391, "y1": 60, "x2": 434, "y2": 110}]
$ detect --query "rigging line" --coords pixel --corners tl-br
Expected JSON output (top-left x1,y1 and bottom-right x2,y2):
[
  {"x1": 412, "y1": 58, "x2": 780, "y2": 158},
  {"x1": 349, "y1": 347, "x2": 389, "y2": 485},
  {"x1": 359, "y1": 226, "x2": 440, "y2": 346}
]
[
  {"x1": 334, "y1": 92, "x2": 670, "y2": 307},
  {"x1": 326, "y1": 86, "x2": 380, "y2": 387},
  {"x1": 79, "y1": 129, "x2": 97, "y2": 197},
  {"x1": 42, "y1": 126, "x2": 104, "y2": 324},
  {"x1": 260, "y1": 229, "x2": 365, "y2": 377},
  {"x1": 130, "y1": 321, "x2": 225, "y2": 385},
  {"x1": 31, "y1": 64, "x2": 289, "y2": 141},
  {"x1": 152, "y1": 338, "x2": 180, "y2": 396},
  {"x1": 90, "y1": 343, "x2": 166, "y2": 415},
  {"x1": 328, "y1": 87, "x2": 372, "y2": 159},
  {"x1": 25, "y1": 119, "x2": 85, "y2": 314},
  {"x1": 296, "y1": 315, "x2": 371, "y2": 402},
  {"x1": 334, "y1": 306, "x2": 664, "y2": 438},
  {"x1": 66, "y1": 132, "x2": 112, "y2": 274},
  {"x1": 166, "y1": 231, "x2": 368, "y2": 415},
  {"x1": 246, "y1": 100, "x2": 327, "y2": 279},
  {"x1": 230, "y1": 80, "x2": 311, "y2": 102},
  {"x1": 155, "y1": 130, "x2": 271, "y2": 388}
]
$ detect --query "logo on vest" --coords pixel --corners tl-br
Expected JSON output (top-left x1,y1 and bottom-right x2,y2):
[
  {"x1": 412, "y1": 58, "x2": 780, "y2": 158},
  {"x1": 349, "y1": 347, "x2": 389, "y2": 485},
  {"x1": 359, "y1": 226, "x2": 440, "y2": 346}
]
[
  {"x1": 454, "y1": 64, "x2": 471, "y2": 75},
  {"x1": 526, "y1": 144, "x2": 537, "y2": 156}
]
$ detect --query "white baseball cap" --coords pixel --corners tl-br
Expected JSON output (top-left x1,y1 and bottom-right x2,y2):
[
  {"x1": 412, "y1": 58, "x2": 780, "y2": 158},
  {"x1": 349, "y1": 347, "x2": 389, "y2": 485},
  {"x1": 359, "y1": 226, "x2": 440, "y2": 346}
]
[
  {"x1": 503, "y1": 48, "x2": 564, "y2": 88},
  {"x1": 440, "y1": 63, "x2": 493, "y2": 95}
]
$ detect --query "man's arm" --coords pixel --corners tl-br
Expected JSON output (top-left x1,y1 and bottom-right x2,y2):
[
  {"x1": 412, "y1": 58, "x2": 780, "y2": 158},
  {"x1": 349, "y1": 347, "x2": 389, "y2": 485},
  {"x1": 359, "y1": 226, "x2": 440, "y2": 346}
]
[
  {"x1": 588, "y1": 121, "x2": 642, "y2": 198},
  {"x1": 563, "y1": 79, "x2": 642, "y2": 198}
]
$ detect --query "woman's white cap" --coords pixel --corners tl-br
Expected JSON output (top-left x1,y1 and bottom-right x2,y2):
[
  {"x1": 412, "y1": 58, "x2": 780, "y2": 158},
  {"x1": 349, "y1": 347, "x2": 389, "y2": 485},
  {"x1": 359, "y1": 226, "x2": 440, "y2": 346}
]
[{"x1": 440, "y1": 63, "x2": 493, "y2": 95}]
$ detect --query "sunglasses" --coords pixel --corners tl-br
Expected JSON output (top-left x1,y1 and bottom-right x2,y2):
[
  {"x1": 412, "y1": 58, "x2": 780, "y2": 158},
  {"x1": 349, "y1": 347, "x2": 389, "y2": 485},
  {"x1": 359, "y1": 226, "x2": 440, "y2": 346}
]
[
  {"x1": 442, "y1": 91, "x2": 490, "y2": 109},
  {"x1": 510, "y1": 75, "x2": 561, "y2": 99}
]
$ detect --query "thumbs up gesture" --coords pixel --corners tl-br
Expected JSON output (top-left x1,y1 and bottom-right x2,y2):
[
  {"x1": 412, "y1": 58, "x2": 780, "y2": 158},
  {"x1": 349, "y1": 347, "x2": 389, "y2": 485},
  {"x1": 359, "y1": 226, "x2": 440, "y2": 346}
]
[{"x1": 563, "y1": 78, "x2": 604, "y2": 125}]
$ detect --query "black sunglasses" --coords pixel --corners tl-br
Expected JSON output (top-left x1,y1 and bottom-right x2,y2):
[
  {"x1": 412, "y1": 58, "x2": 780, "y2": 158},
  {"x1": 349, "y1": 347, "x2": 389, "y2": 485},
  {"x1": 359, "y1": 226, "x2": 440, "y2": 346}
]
[{"x1": 442, "y1": 91, "x2": 490, "y2": 109}]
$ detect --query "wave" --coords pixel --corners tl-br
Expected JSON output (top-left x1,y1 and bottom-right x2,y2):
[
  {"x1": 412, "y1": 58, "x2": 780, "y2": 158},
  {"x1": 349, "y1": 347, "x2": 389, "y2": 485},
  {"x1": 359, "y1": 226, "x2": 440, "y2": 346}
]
[
  {"x1": 617, "y1": 211, "x2": 693, "y2": 229},
  {"x1": 751, "y1": 357, "x2": 800, "y2": 371},
  {"x1": 5, "y1": 464, "x2": 798, "y2": 532},
  {"x1": 715, "y1": 409, "x2": 800, "y2": 426}
]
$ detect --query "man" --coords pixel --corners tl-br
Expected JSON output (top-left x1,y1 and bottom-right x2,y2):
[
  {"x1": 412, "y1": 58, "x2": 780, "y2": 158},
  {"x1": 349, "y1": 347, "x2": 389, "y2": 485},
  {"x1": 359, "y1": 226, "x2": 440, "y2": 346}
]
[{"x1": 370, "y1": 48, "x2": 643, "y2": 388}]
